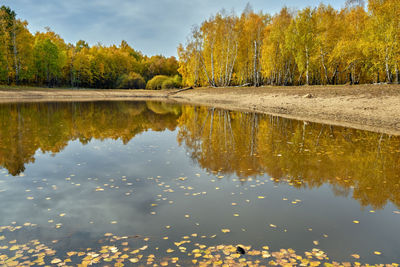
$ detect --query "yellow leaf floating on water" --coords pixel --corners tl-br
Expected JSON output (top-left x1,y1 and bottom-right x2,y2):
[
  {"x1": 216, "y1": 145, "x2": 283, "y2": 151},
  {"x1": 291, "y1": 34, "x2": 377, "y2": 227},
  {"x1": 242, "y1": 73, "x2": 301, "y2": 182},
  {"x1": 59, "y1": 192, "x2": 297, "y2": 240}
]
[
  {"x1": 50, "y1": 258, "x2": 62, "y2": 264},
  {"x1": 9, "y1": 245, "x2": 19, "y2": 251},
  {"x1": 185, "y1": 214, "x2": 190, "y2": 218},
  {"x1": 166, "y1": 248, "x2": 174, "y2": 253},
  {"x1": 59, "y1": 213, "x2": 66, "y2": 217},
  {"x1": 129, "y1": 258, "x2": 139, "y2": 263},
  {"x1": 374, "y1": 251, "x2": 382, "y2": 255},
  {"x1": 269, "y1": 224, "x2": 277, "y2": 228},
  {"x1": 258, "y1": 196, "x2": 265, "y2": 199},
  {"x1": 110, "y1": 221, "x2": 118, "y2": 224},
  {"x1": 221, "y1": 229, "x2": 230, "y2": 233},
  {"x1": 67, "y1": 252, "x2": 76, "y2": 257},
  {"x1": 313, "y1": 241, "x2": 319, "y2": 246},
  {"x1": 353, "y1": 220, "x2": 360, "y2": 224},
  {"x1": 351, "y1": 254, "x2": 360, "y2": 259},
  {"x1": 233, "y1": 214, "x2": 239, "y2": 217}
]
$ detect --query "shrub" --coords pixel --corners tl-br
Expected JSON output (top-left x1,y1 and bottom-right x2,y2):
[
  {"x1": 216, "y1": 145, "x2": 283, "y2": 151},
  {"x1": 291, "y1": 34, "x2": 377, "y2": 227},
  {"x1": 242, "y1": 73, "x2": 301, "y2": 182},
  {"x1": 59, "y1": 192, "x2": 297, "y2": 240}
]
[
  {"x1": 172, "y1": 75, "x2": 182, "y2": 88},
  {"x1": 161, "y1": 79, "x2": 174, "y2": 89},
  {"x1": 116, "y1": 72, "x2": 146, "y2": 89},
  {"x1": 146, "y1": 75, "x2": 183, "y2": 90},
  {"x1": 146, "y1": 75, "x2": 169, "y2": 90}
]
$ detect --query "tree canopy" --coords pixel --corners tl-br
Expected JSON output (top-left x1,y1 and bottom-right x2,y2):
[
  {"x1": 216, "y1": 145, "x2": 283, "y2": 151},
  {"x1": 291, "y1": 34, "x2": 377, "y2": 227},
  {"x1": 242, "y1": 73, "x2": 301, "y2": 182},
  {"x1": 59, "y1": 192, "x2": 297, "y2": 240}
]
[
  {"x1": 0, "y1": 6, "x2": 180, "y2": 89},
  {"x1": 178, "y1": 0, "x2": 400, "y2": 87}
]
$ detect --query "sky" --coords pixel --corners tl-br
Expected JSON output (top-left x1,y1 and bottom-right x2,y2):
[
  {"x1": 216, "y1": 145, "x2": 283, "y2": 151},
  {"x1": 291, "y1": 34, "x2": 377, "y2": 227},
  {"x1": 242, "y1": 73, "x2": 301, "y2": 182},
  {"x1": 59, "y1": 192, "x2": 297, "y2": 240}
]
[{"x1": 2, "y1": 0, "x2": 347, "y2": 57}]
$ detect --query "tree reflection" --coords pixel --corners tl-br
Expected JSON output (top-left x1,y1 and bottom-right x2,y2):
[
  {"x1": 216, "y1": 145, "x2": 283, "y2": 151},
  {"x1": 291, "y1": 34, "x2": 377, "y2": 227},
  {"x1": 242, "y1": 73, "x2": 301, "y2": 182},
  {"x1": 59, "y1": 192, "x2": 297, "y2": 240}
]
[
  {"x1": 1, "y1": 103, "x2": 399, "y2": 209},
  {"x1": 0, "y1": 101, "x2": 181, "y2": 176},
  {"x1": 177, "y1": 106, "x2": 400, "y2": 209}
]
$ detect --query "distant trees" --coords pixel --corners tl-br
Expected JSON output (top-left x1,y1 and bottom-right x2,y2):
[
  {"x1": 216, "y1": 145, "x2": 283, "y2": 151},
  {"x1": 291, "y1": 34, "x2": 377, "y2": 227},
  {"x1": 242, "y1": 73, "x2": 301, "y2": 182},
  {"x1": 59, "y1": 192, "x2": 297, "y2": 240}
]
[
  {"x1": 178, "y1": 0, "x2": 400, "y2": 87},
  {"x1": 0, "y1": 6, "x2": 181, "y2": 89}
]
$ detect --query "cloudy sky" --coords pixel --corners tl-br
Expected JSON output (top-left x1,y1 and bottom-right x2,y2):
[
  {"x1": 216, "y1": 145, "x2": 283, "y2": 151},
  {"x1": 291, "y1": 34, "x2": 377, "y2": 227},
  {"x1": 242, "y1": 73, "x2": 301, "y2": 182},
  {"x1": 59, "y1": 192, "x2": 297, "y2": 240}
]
[{"x1": 3, "y1": 0, "x2": 347, "y2": 57}]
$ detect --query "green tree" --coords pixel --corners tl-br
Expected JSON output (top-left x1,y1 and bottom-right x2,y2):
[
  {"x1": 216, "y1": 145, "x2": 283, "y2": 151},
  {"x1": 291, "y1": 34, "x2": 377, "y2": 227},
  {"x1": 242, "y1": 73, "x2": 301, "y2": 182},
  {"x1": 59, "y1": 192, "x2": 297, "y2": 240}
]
[{"x1": 33, "y1": 38, "x2": 65, "y2": 86}]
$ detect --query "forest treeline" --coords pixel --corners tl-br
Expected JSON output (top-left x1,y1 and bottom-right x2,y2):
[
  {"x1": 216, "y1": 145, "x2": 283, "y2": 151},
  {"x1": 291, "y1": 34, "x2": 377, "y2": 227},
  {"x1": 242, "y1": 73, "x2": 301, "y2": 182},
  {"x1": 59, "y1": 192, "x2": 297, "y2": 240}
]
[
  {"x1": 178, "y1": 0, "x2": 400, "y2": 86},
  {"x1": 0, "y1": 6, "x2": 181, "y2": 89}
]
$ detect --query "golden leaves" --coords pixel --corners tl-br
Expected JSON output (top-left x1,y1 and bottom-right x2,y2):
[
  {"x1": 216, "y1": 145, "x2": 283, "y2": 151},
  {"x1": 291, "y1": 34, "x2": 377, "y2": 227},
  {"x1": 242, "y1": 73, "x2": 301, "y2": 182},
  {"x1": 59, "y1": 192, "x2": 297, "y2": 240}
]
[
  {"x1": 50, "y1": 258, "x2": 62, "y2": 264},
  {"x1": 129, "y1": 258, "x2": 139, "y2": 263}
]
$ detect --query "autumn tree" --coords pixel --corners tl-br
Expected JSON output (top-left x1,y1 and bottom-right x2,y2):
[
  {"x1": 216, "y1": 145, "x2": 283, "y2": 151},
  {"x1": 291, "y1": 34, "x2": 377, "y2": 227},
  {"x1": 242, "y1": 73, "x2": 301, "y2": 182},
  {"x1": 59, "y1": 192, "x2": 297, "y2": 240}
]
[
  {"x1": 33, "y1": 32, "x2": 66, "y2": 86},
  {"x1": 366, "y1": 0, "x2": 400, "y2": 83},
  {"x1": 287, "y1": 8, "x2": 317, "y2": 85},
  {"x1": 237, "y1": 5, "x2": 269, "y2": 86},
  {"x1": 261, "y1": 8, "x2": 295, "y2": 85}
]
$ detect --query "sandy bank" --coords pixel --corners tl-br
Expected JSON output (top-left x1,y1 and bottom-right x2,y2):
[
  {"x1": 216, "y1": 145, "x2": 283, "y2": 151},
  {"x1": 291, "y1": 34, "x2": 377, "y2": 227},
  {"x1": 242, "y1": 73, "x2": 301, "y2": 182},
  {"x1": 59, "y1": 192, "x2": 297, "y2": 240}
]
[{"x1": 1, "y1": 84, "x2": 400, "y2": 135}]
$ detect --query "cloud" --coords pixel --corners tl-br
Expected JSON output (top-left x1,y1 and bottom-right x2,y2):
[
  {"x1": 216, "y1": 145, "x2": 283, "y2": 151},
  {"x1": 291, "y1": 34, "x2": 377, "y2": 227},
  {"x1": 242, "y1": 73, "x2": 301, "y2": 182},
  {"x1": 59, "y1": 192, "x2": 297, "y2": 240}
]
[{"x1": 2, "y1": 0, "x2": 346, "y2": 56}]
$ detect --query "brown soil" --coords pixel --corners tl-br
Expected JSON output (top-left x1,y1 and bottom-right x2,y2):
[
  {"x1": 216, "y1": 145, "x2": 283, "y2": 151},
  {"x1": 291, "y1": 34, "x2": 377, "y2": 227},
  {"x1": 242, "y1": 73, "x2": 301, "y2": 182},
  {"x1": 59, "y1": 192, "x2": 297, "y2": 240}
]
[{"x1": 1, "y1": 84, "x2": 400, "y2": 135}]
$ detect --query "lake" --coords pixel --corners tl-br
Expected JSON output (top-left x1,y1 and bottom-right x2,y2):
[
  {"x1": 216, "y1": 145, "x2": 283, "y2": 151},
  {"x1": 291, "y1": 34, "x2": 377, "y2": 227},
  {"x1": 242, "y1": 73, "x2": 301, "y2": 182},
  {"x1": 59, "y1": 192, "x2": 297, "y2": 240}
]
[{"x1": 0, "y1": 101, "x2": 399, "y2": 266}]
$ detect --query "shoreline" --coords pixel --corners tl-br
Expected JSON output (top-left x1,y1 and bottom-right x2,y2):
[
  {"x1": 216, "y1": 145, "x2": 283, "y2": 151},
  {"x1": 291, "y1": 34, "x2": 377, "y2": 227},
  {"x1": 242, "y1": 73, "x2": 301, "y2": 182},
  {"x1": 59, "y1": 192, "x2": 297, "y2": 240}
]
[{"x1": 1, "y1": 84, "x2": 400, "y2": 135}]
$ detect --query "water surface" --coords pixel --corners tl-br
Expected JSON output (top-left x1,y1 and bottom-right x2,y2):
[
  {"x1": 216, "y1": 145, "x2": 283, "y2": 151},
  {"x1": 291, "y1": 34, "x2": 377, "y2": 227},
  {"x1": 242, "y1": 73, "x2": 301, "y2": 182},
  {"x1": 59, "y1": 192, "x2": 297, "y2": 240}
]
[{"x1": 0, "y1": 101, "x2": 399, "y2": 266}]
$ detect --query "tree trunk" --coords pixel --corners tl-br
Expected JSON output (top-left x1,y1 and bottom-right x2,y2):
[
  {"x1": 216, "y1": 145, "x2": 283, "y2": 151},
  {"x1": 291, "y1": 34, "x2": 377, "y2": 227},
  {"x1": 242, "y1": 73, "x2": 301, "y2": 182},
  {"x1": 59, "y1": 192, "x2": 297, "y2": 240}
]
[
  {"x1": 199, "y1": 51, "x2": 213, "y2": 87},
  {"x1": 396, "y1": 65, "x2": 399, "y2": 84},
  {"x1": 385, "y1": 54, "x2": 392, "y2": 83},
  {"x1": 321, "y1": 50, "x2": 328, "y2": 85},
  {"x1": 12, "y1": 22, "x2": 19, "y2": 84},
  {"x1": 377, "y1": 70, "x2": 380, "y2": 84},
  {"x1": 210, "y1": 44, "x2": 215, "y2": 87},
  {"x1": 47, "y1": 63, "x2": 50, "y2": 87},
  {"x1": 253, "y1": 40, "x2": 258, "y2": 87},
  {"x1": 330, "y1": 65, "x2": 338, "y2": 85},
  {"x1": 305, "y1": 46, "x2": 309, "y2": 85}
]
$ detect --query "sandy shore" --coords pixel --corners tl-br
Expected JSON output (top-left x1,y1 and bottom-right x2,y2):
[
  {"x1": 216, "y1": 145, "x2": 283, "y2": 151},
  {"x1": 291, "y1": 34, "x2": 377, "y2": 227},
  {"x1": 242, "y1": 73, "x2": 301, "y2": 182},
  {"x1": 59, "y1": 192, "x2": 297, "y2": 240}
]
[{"x1": 1, "y1": 84, "x2": 400, "y2": 135}]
